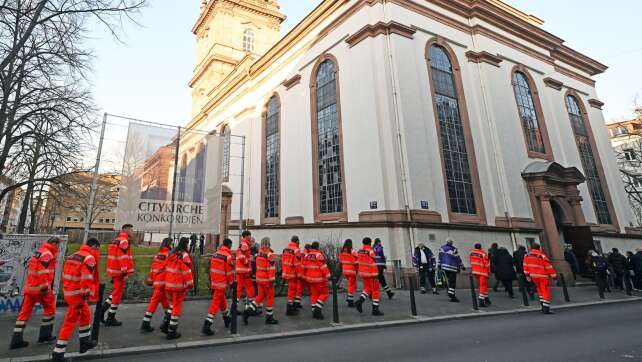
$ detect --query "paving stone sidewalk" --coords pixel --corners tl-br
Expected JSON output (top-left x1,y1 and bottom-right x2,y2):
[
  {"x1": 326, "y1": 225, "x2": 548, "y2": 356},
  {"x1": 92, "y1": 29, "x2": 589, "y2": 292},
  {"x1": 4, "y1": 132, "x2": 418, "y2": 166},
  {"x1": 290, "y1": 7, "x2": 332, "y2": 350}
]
[{"x1": 2, "y1": 285, "x2": 640, "y2": 360}]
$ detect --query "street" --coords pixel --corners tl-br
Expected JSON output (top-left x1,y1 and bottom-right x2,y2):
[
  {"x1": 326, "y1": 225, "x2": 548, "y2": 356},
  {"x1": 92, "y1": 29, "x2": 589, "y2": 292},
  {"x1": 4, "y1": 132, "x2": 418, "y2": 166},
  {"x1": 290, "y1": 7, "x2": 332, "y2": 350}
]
[{"x1": 105, "y1": 302, "x2": 642, "y2": 362}]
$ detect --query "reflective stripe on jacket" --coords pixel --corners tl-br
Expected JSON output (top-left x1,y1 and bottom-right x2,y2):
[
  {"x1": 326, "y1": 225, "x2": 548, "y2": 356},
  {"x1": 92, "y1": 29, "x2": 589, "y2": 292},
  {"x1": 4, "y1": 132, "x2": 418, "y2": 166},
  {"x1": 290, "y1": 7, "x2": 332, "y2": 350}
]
[
  {"x1": 235, "y1": 238, "x2": 252, "y2": 274},
  {"x1": 438, "y1": 244, "x2": 463, "y2": 272},
  {"x1": 24, "y1": 242, "x2": 58, "y2": 295},
  {"x1": 62, "y1": 245, "x2": 98, "y2": 302},
  {"x1": 302, "y1": 250, "x2": 330, "y2": 283},
  {"x1": 281, "y1": 242, "x2": 301, "y2": 280},
  {"x1": 373, "y1": 244, "x2": 386, "y2": 266},
  {"x1": 147, "y1": 247, "x2": 170, "y2": 287},
  {"x1": 469, "y1": 248, "x2": 490, "y2": 277},
  {"x1": 165, "y1": 251, "x2": 194, "y2": 292},
  {"x1": 106, "y1": 232, "x2": 134, "y2": 277},
  {"x1": 210, "y1": 246, "x2": 234, "y2": 290},
  {"x1": 523, "y1": 249, "x2": 557, "y2": 279},
  {"x1": 255, "y1": 247, "x2": 276, "y2": 283},
  {"x1": 339, "y1": 248, "x2": 358, "y2": 276},
  {"x1": 357, "y1": 245, "x2": 378, "y2": 278}
]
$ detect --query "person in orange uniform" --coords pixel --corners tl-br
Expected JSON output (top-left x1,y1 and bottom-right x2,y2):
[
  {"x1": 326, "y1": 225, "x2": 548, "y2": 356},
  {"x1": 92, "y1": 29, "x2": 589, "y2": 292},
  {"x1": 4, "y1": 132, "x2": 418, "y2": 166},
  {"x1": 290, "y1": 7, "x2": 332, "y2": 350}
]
[
  {"x1": 339, "y1": 239, "x2": 358, "y2": 308},
  {"x1": 202, "y1": 238, "x2": 234, "y2": 336},
  {"x1": 302, "y1": 241, "x2": 330, "y2": 320},
  {"x1": 103, "y1": 224, "x2": 135, "y2": 326},
  {"x1": 141, "y1": 238, "x2": 173, "y2": 333},
  {"x1": 355, "y1": 237, "x2": 384, "y2": 316},
  {"x1": 244, "y1": 237, "x2": 279, "y2": 325},
  {"x1": 469, "y1": 243, "x2": 492, "y2": 307},
  {"x1": 9, "y1": 237, "x2": 62, "y2": 349},
  {"x1": 282, "y1": 235, "x2": 303, "y2": 315},
  {"x1": 164, "y1": 237, "x2": 194, "y2": 339},
  {"x1": 51, "y1": 238, "x2": 101, "y2": 362},
  {"x1": 523, "y1": 243, "x2": 557, "y2": 314},
  {"x1": 236, "y1": 231, "x2": 254, "y2": 308}
]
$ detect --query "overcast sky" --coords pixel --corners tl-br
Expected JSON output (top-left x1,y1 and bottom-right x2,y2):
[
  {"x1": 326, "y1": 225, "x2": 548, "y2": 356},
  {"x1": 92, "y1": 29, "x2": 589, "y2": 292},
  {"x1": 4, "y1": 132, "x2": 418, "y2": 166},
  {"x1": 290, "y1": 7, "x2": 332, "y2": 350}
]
[{"x1": 88, "y1": 0, "x2": 642, "y2": 131}]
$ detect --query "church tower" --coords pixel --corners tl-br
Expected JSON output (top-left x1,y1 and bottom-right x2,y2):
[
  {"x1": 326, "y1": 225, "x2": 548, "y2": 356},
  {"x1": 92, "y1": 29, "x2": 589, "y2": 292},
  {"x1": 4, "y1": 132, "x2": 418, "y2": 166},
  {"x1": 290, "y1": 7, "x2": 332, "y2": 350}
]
[{"x1": 190, "y1": 0, "x2": 285, "y2": 116}]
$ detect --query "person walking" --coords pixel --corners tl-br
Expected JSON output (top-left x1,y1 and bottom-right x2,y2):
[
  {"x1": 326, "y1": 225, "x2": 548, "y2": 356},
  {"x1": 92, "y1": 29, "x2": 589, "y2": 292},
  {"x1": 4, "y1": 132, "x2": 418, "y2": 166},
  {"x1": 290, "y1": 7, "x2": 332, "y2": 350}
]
[
  {"x1": 355, "y1": 237, "x2": 384, "y2": 316},
  {"x1": 523, "y1": 243, "x2": 557, "y2": 314},
  {"x1": 488, "y1": 243, "x2": 500, "y2": 292},
  {"x1": 413, "y1": 243, "x2": 438, "y2": 295},
  {"x1": 189, "y1": 234, "x2": 197, "y2": 254},
  {"x1": 10, "y1": 237, "x2": 61, "y2": 349},
  {"x1": 104, "y1": 224, "x2": 136, "y2": 326},
  {"x1": 302, "y1": 242, "x2": 330, "y2": 320},
  {"x1": 564, "y1": 244, "x2": 580, "y2": 280},
  {"x1": 199, "y1": 234, "x2": 205, "y2": 256},
  {"x1": 164, "y1": 237, "x2": 194, "y2": 340},
  {"x1": 469, "y1": 243, "x2": 491, "y2": 307},
  {"x1": 244, "y1": 237, "x2": 279, "y2": 325},
  {"x1": 626, "y1": 251, "x2": 639, "y2": 291},
  {"x1": 608, "y1": 248, "x2": 627, "y2": 290},
  {"x1": 141, "y1": 238, "x2": 172, "y2": 334},
  {"x1": 513, "y1": 245, "x2": 536, "y2": 300},
  {"x1": 282, "y1": 235, "x2": 304, "y2": 315},
  {"x1": 589, "y1": 250, "x2": 610, "y2": 295},
  {"x1": 202, "y1": 238, "x2": 234, "y2": 336},
  {"x1": 339, "y1": 239, "x2": 359, "y2": 306},
  {"x1": 373, "y1": 238, "x2": 394, "y2": 300},
  {"x1": 235, "y1": 231, "x2": 255, "y2": 310},
  {"x1": 51, "y1": 238, "x2": 101, "y2": 362},
  {"x1": 494, "y1": 247, "x2": 517, "y2": 298},
  {"x1": 438, "y1": 239, "x2": 465, "y2": 302}
]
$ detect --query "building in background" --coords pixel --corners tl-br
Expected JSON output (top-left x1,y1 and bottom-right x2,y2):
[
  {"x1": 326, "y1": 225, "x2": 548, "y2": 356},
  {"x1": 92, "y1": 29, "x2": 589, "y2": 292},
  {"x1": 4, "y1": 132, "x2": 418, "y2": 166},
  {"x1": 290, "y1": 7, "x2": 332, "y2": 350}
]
[
  {"x1": 187, "y1": 0, "x2": 641, "y2": 277},
  {"x1": 608, "y1": 117, "x2": 642, "y2": 226}
]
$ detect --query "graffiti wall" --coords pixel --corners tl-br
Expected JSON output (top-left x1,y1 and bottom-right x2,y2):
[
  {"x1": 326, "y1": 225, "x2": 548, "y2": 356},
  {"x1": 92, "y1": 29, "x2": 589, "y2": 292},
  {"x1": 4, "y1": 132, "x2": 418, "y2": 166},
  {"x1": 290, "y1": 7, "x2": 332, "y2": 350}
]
[{"x1": 0, "y1": 234, "x2": 68, "y2": 314}]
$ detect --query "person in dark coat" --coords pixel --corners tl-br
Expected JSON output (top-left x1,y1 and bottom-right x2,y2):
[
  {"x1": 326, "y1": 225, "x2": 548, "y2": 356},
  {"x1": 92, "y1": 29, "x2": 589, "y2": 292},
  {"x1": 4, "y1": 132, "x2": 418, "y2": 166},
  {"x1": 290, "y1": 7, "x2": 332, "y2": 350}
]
[
  {"x1": 607, "y1": 248, "x2": 627, "y2": 290},
  {"x1": 631, "y1": 249, "x2": 642, "y2": 290},
  {"x1": 625, "y1": 251, "x2": 637, "y2": 291},
  {"x1": 589, "y1": 250, "x2": 610, "y2": 295},
  {"x1": 513, "y1": 245, "x2": 535, "y2": 300},
  {"x1": 413, "y1": 243, "x2": 438, "y2": 295},
  {"x1": 564, "y1": 244, "x2": 580, "y2": 279},
  {"x1": 488, "y1": 243, "x2": 500, "y2": 292},
  {"x1": 494, "y1": 247, "x2": 516, "y2": 298}
]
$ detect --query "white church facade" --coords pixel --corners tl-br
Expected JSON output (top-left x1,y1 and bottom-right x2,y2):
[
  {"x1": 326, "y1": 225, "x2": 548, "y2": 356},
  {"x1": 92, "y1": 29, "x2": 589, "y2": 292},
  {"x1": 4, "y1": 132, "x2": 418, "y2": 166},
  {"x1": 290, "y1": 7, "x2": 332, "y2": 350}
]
[{"x1": 186, "y1": 0, "x2": 642, "y2": 272}]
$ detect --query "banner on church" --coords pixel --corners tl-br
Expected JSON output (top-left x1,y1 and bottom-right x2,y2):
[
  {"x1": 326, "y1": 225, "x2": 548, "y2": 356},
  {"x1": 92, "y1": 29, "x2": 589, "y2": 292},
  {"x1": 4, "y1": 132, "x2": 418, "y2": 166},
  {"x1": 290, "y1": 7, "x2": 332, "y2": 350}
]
[{"x1": 115, "y1": 123, "x2": 223, "y2": 234}]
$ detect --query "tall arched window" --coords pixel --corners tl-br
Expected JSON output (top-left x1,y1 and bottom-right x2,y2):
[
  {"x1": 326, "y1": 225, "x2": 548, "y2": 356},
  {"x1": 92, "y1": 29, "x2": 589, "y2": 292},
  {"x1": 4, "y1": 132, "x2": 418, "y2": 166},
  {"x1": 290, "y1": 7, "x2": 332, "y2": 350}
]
[
  {"x1": 243, "y1": 29, "x2": 254, "y2": 53},
  {"x1": 222, "y1": 125, "x2": 231, "y2": 182},
  {"x1": 512, "y1": 68, "x2": 551, "y2": 158},
  {"x1": 566, "y1": 95, "x2": 612, "y2": 225},
  {"x1": 311, "y1": 56, "x2": 346, "y2": 220},
  {"x1": 178, "y1": 153, "x2": 187, "y2": 202},
  {"x1": 193, "y1": 143, "x2": 206, "y2": 203},
  {"x1": 262, "y1": 95, "x2": 280, "y2": 221},
  {"x1": 427, "y1": 43, "x2": 482, "y2": 219}
]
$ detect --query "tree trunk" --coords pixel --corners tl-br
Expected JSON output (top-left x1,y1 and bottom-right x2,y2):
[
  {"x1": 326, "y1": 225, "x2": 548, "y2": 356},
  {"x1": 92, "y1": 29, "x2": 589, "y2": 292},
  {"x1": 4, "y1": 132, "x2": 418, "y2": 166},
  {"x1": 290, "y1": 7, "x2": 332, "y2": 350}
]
[{"x1": 16, "y1": 183, "x2": 33, "y2": 233}]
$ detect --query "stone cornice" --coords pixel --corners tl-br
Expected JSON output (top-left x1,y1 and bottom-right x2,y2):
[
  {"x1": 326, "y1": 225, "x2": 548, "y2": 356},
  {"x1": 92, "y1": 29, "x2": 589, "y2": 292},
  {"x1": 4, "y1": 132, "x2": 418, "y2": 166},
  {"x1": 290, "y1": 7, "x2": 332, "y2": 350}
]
[
  {"x1": 465, "y1": 50, "x2": 502, "y2": 67},
  {"x1": 345, "y1": 21, "x2": 415, "y2": 48},
  {"x1": 543, "y1": 77, "x2": 564, "y2": 91},
  {"x1": 588, "y1": 99, "x2": 605, "y2": 110},
  {"x1": 193, "y1": 0, "x2": 286, "y2": 35}
]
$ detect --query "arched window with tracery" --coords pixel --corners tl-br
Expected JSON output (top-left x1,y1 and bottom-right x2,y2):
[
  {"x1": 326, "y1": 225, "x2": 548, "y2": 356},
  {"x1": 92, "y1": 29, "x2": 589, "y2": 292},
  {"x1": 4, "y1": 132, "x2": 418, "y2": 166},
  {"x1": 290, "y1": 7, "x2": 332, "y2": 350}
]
[
  {"x1": 222, "y1": 125, "x2": 231, "y2": 182},
  {"x1": 262, "y1": 95, "x2": 280, "y2": 221},
  {"x1": 512, "y1": 68, "x2": 551, "y2": 159}
]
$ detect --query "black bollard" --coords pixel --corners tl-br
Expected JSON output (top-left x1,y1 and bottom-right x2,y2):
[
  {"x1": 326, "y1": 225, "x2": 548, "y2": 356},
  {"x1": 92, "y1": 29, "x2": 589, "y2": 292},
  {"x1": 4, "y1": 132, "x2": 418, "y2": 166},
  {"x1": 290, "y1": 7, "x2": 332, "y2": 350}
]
[
  {"x1": 624, "y1": 273, "x2": 633, "y2": 296},
  {"x1": 91, "y1": 283, "x2": 106, "y2": 343},
  {"x1": 559, "y1": 274, "x2": 570, "y2": 302},
  {"x1": 331, "y1": 277, "x2": 340, "y2": 324},
  {"x1": 230, "y1": 281, "x2": 238, "y2": 335},
  {"x1": 469, "y1": 275, "x2": 479, "y2": 311},
  {"x1": 595, "y1": 272, "x2": 605, "y2": 300},
  {"x1": 408, "y1": 275, "x2": 417, "y2": 316},
  {"x1": 517, "y1": 276, "x2": 529, "y2": 307}
]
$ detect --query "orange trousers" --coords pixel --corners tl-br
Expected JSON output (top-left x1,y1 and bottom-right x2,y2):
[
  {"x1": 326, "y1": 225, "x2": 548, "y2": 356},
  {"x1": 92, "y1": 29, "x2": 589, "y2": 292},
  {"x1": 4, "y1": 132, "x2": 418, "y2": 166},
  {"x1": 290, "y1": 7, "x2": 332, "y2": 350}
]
[
  {"x1": 146, "y1": 286, "x2": 170, "y2": 314},
  {"x1": 58, "y1": 299, "x2": 91, "y2": 341},
  {"x1": 474, "y1": 275, "x2": 489, "y2": 299},
  {"x1": 286, "y1": 278, "x2": 304, "y2": 303},
  {"x1": 236, "y1": 273, "x2": 255, "y2": 299},
  {"x1": 208, "y1": 289, "x2": 228, "y2": 316},
  {"x1": 532, "y1": 277, "x2": 551, "y2": 306},
  {"x1": 361, "y1": 277, "x2": 380, "y2": 303},
  {"x1": 344, "y1": 274, "x2": 357, "y2": 300},
  {"x1": 308, "y1": 282, "x2": 329, "y2": 309},
  {"x1": 17, "y1": 293, "x2": 56, "y2": 322}
]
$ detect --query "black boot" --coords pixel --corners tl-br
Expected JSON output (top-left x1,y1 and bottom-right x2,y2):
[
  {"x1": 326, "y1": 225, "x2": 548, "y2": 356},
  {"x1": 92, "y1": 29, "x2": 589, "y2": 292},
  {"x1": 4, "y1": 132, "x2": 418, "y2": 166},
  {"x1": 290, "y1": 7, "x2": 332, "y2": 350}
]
[
  {"x1": 105, "y1": 313, "x2": 123, "y2": 327},
  {"x1": 243, "y1": 308, "x2": 253, "y2": 326},
  {"x1": 543, "y1": 305, "x2": 554, "y2": 315},
  {"x1": 478, "y1": 298, "x2": 487, "y2": 308},
  {"x1": 51, "y1": 351, "x2": 68, "y2": 362},
  {"x1": 294, "y1": 300, "x2": 303, "y2": 309},
  {"x1": 166, "y1": 321, "x2": 181, "y2": 340},
  {"x1": 79, "y1": 337, "x2": 97, "y2": 354},
  {"x1": 386, "y1": 290, "x2": 395, "y2": 300},
  {"x1": 485, "y1": 297, "x2": 492, "y2": 306},
  {"x1": 347, "y1": 300, "x2": 355, "y2": 308},
  {"x1": 312, "y1": 307, "x2": 324, "y2": 320},
  {"x1": 372, "y1": 305, "x2": 384, "y2": 316},
  {"x1": 140, "y1": 320, "x2": 154, "y2": 333},
  {"x1": 286, "y1": 303, "x2": 297, "y2": 316},
  {"x1": 432, "y1": 288, "x2": 440, "y2": 295},
  {"x1": 355, "y1": 296, "x2": 365, "y2": 314},
  {"x1": 223, "y1": 314, "x2": 232, "y2": 328},
  {"x1": 160, "y1": 311, "x2": 171, "y2": 334},
  {"x1": 10, "y1": 332, "x2": 29, "y2": 350},
  {"x1": 201, "y1": 320, "x2": 214, "y2": 336},
  {"x1": 420, "y1": 287, "x2": 427, "y2": 294},
  {"x1": 265, "y1": 314, "x2": 279, "y2": 325},
  {"x1": 449, "y1": 296, "x2": 460, "y2": 303},
  {"x1": 101, "y1": 300, "x2": 111, "y2": 323},
  {"x1": 38, "y1": 318, "x2": 56, "y2": 343}
]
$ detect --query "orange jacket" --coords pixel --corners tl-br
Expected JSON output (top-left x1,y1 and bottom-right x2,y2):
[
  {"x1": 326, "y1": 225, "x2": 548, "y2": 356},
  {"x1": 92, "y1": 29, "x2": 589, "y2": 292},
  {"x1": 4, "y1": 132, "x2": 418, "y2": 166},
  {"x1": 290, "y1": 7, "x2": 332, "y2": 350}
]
[
  {"x1": 24, "y1": 241, "x2": 58, "y2": 295},
  {"x1": 302, "y1": 249, "x2": 330, "y2": 283},
  {"x1": 147, "y1": 247, "x2": 170, "y2": 287},
  {"x1": 62, "y1": 245, "x2": 98, "y2": 303},
  {"x1": 210, "y1": 245, "x2": 234, "y2": 290},
  {"x1": 339, "y1": 248, "x2": 358, "y2": 277},
  {"x1": 107, "y1": 232, "x2": 134, "y2": 277},
  {"x1": 235, "y1": 237, "x2": 252, "y2": 275},
  {"x1": 255, "y1": 247, "x2": 276, "y2": 283},
  {"x1": 165, "y1": 251, "x2": 194, "y2": 292},
  {"x1": 281, "y1": 242, "x2": 302, "y2": 280},
  {"x1": 357, "y1": 245, "x2": 378, "y2": 278},
  {"x1": 469, "y1": 248, "x2": 490, "y2": 277},
  {"x1": 523, "y1": 249, "x2": 557, "y2": 279}
]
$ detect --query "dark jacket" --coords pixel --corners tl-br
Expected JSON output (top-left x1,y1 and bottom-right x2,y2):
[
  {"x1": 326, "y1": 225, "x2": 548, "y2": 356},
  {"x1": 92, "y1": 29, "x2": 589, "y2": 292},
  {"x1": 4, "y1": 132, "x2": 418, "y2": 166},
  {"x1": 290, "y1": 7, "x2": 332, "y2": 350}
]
[
  {"x1": 413, "y1": 247, "x2": 436, "y2": 272},
  {"x1": 494, "y1": 249, "x2": 516, "y2": 281},
  {"x1": 608, "y1": 252, "x2": 627, "y2": 273},
  {"x1": 513, "y1": 249, "x2": 527, "y2": 274},
  {"x1": 631, "y1": 252, "x2": 642, "y2": 275},
  {"x1": 488, "y1": 246, "x2": 499, "y2": 273},
  {"x1": 589, "y1": 255, "x2": 609, "y2": 275},
  {"x1": 564, "y1": 249, "x2": 580, "y2": 274}
]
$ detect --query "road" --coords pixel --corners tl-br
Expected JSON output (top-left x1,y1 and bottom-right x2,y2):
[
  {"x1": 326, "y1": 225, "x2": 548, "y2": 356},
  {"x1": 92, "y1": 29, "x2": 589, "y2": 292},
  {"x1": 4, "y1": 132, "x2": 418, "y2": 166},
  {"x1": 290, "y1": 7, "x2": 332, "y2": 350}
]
[{"x1": 106, "y1": 302, "x2": 642, "y2": 362}]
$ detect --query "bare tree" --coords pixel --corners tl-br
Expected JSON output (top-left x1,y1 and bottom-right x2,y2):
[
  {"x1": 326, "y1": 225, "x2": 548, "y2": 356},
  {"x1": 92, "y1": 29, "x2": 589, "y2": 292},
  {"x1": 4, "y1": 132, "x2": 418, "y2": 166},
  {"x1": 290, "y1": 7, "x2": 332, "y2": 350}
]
[{"x1": 613, "y1": 106, "x2": 642, "y2": 226}]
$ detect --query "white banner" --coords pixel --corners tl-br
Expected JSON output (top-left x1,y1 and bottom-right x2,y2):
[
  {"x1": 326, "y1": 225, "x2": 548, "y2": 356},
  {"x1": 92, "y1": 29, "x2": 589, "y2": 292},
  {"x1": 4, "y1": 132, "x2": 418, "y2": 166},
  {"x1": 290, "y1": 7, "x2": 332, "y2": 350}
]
[
  {"x1": 115, "y1": 123, "x2": 223, "y2": 234},
  {"x1": 0, "y1": 234, "x2": 68, "y2": 314}
]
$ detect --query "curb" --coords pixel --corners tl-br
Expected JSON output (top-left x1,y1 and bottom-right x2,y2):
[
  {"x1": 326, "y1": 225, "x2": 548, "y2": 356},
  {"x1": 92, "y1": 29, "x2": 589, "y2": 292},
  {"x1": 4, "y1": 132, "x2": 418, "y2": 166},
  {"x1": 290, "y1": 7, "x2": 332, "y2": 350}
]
[{"x1": 7, "y1": 296, "x2": 642, "y2": 362}]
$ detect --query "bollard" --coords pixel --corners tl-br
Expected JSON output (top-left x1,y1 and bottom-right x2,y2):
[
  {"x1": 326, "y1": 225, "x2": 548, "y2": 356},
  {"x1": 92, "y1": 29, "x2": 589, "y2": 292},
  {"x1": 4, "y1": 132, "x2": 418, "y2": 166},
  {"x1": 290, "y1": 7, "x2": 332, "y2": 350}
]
[
  {"x1": 468, "y1": 275, "x2": 479, "y2": 311},
  {"x1": 331, "y1": 277, "x2": 340, "y2": 324},
  {"x1": 559, "y1": 274, "x2": 571, "y2": 302},
  {"x1": 517, "y1": 276, "x2": 529, "y2": 307},
  {"x1": 91, "y1": 283, "x2": 106, "y2": 343},
  {"x1": 595, "y1": 272, "x2": 605, "y2": 300},
  {"x1": 624, "y1": 273, "x2": 633, "y2": 296},
  {"x1": 408, "y1": 275, "x2": 417, "y2": 316},
  {"x1": 230, "y1": 281, "x2": 238, "y2": 335}
]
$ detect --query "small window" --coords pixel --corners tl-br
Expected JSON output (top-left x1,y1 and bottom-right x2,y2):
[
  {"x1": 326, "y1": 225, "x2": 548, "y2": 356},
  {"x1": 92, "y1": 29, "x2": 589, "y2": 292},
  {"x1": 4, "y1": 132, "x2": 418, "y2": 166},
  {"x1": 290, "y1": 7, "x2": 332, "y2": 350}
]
[
  {"x1": 624, "y1": 149, "x2": 637, "y2": 161},
  {"x1": 66, "y1": 217, "x2": 72, "y2": 222},
  {"x1": 593, "y1": 240, "x2": 603, "y2": 254},
  {"x1": 633, "y1": 124, "x2": 642, "y2": 130},
  {"x1": 611, "y1": 127, "x2": 627, "y2": 137},
  {"x1": 632, "y1": 177, "x2": 642, "y2": 189},
  {"x1": 243, "y1": 29, "x2": 254, "y2": 53}
]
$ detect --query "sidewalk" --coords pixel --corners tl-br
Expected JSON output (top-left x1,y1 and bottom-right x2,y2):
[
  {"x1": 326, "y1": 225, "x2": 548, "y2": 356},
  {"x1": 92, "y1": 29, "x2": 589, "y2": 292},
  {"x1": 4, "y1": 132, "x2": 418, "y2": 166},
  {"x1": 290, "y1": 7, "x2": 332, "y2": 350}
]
[{"x1": 2, "y1": 286, "x2": 641, "y2": 361}]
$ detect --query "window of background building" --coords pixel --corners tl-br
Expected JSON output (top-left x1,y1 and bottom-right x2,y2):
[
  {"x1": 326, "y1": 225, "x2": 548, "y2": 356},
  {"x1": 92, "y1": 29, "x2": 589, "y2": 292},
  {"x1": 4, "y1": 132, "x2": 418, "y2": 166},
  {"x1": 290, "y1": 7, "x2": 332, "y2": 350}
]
[
  {"x1": 243, "y1": 29, "x2": 254, "y2": 53},
  {"x1": 222, "y1": 125, "x2": 231, "y2": 182},
  {"x1": 264, "y1": 95, "x2": 280, "y2": 219},
  {"x1": 624, "y1": 148, "x2": 637, "y2": 161}
]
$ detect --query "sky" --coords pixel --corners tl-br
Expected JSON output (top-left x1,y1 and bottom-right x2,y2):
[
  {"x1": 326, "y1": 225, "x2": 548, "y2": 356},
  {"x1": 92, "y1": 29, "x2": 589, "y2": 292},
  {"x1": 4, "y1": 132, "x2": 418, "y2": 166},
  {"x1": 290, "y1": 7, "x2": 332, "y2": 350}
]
[{"x1": 88, "y1": 0, "x2": 642, "y2": 131}]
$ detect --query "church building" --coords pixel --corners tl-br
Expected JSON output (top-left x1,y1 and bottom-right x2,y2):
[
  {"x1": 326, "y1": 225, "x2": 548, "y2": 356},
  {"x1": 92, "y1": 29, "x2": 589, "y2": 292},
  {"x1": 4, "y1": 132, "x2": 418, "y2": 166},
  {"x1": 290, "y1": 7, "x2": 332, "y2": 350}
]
[{"x1": 186, "y1": 0, "x2": 642, "y2": 274}]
